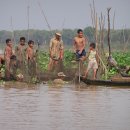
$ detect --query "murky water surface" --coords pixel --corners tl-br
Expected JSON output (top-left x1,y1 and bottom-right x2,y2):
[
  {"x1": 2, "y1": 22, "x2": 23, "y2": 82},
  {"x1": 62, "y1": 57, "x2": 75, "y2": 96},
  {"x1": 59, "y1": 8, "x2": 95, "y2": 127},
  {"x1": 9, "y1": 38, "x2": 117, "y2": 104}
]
[{"x1": 0, "y1": 83, "x2": 130, "y2": 130}]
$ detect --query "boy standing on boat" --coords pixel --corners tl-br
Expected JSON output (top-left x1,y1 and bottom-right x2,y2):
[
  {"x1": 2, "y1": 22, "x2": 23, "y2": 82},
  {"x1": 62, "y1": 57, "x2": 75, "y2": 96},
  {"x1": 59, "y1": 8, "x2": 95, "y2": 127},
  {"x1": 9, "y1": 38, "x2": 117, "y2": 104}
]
[
  {"x1": 83, "y1": 43, "x2": 99, "y2": 80},
  {"x1": 48, "y1": 33, "x2": 64, "y2": 71},
  {"x1": 73, "y1": 29, "x2": 87, "y2": 61},
  {"x1": 4, "y1": 39, "x2": 13, "y2": 80}
]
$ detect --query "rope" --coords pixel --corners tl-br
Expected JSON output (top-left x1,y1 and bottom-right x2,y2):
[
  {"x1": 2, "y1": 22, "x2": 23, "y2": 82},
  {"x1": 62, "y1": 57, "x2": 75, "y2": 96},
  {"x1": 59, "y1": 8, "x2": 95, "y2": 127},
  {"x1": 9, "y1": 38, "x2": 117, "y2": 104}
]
[{"x1": 37, "y1": 1, "x2": 53, "y2": 37}]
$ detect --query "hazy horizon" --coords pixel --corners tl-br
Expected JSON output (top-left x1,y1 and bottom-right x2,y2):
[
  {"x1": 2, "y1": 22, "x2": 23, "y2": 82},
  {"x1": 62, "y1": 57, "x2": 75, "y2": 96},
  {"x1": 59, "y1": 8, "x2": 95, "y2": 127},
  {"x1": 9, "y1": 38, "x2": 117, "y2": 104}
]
[{"x1": 0, "y1": 0, "x2": 130, "y2": 31}]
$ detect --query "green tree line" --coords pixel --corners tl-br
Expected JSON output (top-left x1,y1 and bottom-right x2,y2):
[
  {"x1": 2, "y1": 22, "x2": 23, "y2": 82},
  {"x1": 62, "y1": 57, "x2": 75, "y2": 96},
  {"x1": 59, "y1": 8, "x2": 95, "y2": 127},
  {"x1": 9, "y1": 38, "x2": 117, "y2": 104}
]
[{"x1": 0, "y1": 27, "x2": 130, "y2": 48}]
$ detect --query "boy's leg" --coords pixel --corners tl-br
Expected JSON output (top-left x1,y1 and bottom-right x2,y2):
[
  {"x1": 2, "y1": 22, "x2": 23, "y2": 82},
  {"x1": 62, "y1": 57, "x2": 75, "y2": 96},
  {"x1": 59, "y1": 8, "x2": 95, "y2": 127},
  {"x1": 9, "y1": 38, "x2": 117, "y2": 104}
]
[
  {"x1": 76, "y1": 50, "x2": 82, "y2": 61},
  {"x1": 32, "y1": 60, "x2": 36, "y2": 77},
  {"x1": 93, "y1": 61, "x2": 98, "y2": 80},
  {"x1": 5, "y1": 59, "x2": 10, "y2": 79},
  {"x1": 79, "y1": 50, "x2": 86, "y2": 74},
  {"x1": 83, "y1": 60, "x2": 92, "y2": 78},
  {"x1": 93, "y1": 69, "x2": 97, "y2": 80},
  {"x1": 79, "y1": 49, "x2": 86, "y2": 61},
  {"x1": 48, "y1": 58, "x2": 53, "y2": 71},
  {"x1": 53, "y1": 60, "x2": 59, "y2": 72},
  {"x1": 83, "y1": 69, "x2": 89, "y2": 78}
]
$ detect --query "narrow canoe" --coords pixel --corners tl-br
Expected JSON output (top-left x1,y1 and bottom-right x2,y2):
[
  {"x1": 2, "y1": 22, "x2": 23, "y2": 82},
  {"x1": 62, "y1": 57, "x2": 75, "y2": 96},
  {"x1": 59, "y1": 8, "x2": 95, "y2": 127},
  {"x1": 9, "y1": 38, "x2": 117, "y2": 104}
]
[{"x1": 80, "y1": 77, "x2": 130, "y2": 86}]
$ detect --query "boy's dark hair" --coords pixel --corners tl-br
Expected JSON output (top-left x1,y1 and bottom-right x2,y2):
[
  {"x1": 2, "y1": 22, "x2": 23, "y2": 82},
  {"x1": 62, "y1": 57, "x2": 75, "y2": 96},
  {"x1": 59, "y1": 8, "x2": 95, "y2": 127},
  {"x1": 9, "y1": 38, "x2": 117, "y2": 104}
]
[
  {"x1": 28, "y1": 40, "x2": 34, "y2": 45},
  {"x1": 77, "y1": 29, "x2": 83, "y2": 34},
  {"x1": 90, "y1": 42, "x2": 96, "y2": 49},
  {"x1": 20, "y1": 37, "x2": 25, "y2": 41},
  {"x1": 1, "y1": 59, "x2": 5, "y2": 65},
  {"x1": 6, "y1": 39, "x2": 11, "y2": 44}
]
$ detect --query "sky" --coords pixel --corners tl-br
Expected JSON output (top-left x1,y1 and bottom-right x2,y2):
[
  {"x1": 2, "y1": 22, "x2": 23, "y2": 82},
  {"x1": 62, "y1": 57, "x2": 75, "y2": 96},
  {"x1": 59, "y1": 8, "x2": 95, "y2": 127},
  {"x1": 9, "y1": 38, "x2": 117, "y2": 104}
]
[{"x1": 0, "y1": 0, "x2": 130, "y2": 31}]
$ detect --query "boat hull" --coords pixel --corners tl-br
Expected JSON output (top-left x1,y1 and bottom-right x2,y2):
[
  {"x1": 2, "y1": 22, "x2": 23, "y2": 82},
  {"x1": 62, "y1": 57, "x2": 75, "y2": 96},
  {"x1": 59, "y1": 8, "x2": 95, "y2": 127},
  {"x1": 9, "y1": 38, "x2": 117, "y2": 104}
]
[{"x1": 80, "y1": 77, "x2": 130, "y2": 86}]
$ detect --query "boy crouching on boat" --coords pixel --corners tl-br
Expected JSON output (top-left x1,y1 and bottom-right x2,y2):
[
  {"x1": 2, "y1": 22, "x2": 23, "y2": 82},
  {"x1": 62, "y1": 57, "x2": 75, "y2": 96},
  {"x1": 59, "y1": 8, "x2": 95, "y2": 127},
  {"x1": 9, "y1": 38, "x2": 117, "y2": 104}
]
[{"x1": 83, "y1": 43, "x2": 99, "y2": 80}]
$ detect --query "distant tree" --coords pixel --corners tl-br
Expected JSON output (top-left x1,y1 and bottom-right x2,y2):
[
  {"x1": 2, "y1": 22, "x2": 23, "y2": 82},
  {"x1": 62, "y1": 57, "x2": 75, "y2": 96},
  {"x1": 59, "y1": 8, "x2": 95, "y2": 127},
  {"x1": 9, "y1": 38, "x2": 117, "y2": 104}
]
[{"x1": 84, "y1": 26, "x2": 95, "y2": 42}]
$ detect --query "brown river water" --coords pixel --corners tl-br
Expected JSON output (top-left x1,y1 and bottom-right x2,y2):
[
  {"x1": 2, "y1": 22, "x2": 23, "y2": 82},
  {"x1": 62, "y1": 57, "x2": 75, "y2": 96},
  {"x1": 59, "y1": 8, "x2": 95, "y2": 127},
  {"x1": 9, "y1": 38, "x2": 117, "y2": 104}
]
[{"x1": 0, "y1": 83, "x2": 130, "y2": 130}]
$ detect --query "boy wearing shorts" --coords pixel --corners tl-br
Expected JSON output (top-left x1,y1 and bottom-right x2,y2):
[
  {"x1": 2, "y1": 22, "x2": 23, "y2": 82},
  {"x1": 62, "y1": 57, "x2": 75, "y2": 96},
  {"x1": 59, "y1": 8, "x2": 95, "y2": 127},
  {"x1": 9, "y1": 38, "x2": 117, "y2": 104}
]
[{"x1": 83, "y1": 43, "x2": 99, "y2": 79}]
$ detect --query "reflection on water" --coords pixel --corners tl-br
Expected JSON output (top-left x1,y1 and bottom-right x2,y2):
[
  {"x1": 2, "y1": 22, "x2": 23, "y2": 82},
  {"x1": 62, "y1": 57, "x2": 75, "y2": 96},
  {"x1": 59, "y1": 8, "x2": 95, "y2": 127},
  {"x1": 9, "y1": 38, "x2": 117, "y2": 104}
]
[{"x1": 0, "y1": 83, "x2": 130, "y2": 130}]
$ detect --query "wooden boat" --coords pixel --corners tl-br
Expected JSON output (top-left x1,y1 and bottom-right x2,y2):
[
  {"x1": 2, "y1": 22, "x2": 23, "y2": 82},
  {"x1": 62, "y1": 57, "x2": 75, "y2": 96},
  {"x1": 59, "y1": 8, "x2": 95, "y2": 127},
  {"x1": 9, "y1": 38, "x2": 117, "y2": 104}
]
[{"x1": 80, "y1": 77, "x2": 130, "y2": 86}]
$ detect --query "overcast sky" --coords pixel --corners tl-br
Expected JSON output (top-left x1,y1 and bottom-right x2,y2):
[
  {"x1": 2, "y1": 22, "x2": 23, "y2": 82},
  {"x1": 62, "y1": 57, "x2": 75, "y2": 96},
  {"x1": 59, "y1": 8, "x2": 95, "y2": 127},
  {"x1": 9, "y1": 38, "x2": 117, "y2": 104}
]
[{"x1": 0, "y1": 0, "x2": 130, "y2": 31}]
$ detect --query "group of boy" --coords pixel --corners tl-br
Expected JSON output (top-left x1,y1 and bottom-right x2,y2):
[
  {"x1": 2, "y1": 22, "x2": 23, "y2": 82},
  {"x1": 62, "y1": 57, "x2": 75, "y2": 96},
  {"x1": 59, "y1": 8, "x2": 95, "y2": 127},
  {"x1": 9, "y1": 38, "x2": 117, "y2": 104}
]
[
  {"x1": 4, "y1": 29, "x2": 99, "y2": 81},
  {"x1": 4, "y1": 38, "x2": 36, "y2": 80},
  {"x1": 49, "y1": 29, "x2": 99, "y2": 80}
]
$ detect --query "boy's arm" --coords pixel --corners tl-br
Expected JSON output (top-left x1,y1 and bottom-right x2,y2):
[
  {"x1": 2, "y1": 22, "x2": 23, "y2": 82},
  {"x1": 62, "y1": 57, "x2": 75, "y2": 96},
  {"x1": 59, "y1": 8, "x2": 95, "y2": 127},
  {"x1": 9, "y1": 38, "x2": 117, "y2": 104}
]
[
  {"x1": 4, "y1": 47, "x2": 8, "y2": 59},
  {"x1": 73, "y1": 38, "x2": 76, "y2": 53},
  {"x1": 82, "y1": 37, "x2": 86, "y2": 49},
  {"x1": 81, "y1": 50, "x2": 90, "y2": 61},
  {"x1": 85, "y1": 50, "x2": 90, "y2": 60}
]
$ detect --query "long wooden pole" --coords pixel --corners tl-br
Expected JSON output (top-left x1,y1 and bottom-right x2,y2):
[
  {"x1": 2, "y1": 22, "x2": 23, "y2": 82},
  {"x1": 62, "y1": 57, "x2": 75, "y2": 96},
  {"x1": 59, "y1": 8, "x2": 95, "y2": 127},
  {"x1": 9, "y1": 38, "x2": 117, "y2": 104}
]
[
  {"x1": 113, "y1": 11, "x2": 115, "y2": 30},
  {"x1": 37, "y1": 1, "x2": 53, "y2": 36},
  {"x1": 95, "y1": 13, "x2": 98, "y2": 49},
  {"x1": 10, "y1": 16, "x2": 16, "y2": 47},
  {"x1": 27, "y1": 2, "x2": 30, "y2": 41},
  {"x1": 122, "y1": 25, "x2": 126, "y2": 44},
  {"x1": 78, "y1": 61, "x2": 81, "y2": 83},
  {"x1": 90, "y1": 4, "x2": 94, "y2": 28},
  {"x1": 107, "y1": 8, "x2": 111, "y2": 57},
  {"x1": 124, "y1": 36, "x2": 130, "y2": 52},
  {"x1": 99, "y1": 13, "x2": 105, "y2": 55}
]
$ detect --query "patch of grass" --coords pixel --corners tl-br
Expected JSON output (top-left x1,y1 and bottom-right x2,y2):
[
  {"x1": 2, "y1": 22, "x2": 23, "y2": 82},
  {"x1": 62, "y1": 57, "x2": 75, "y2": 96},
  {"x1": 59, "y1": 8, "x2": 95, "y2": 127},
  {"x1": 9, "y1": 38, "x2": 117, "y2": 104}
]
[{"x1": 113, "y1": 52, "x2": 130, "y2": 66}]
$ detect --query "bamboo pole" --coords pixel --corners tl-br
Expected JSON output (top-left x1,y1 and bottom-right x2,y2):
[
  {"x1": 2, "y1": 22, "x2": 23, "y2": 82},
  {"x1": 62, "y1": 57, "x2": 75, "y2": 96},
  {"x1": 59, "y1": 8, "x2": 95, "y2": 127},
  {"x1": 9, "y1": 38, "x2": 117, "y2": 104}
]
[
  {"x1": 113, "y1": 11, "x2": 115, "y2": 30},
  {"x1": 124, "y1": 36, "x2": 130, "y2": 52},
  {"x1": 78, "y1": 61, "x2": 81, "y2": 83},
  {"x1": 93, "y1": 0, "x2": 96, "y2": 27},
  {"x1": 122, "y1": 25, "x2": 126, "y2": 45},
  {"x1": 27, "y1": 1, "x2": 30, "y2": 41},
  {"x1": 10, "y1": 16, "x2": 16, "y2": 46},
  {"x1": 102, "y1": 15, "x2": 105, "y2": 52},
  {"x1": 90, "y1": 0, "x2": 98, "y2": 45},
  {"x1": 107, "y1": 8, "x2": 111, "y2": 57},
  {"x1": 99, "y1": 13, "x2": 105, "y2": 55},
  {"x1": 37, "y1": 1, "x2": 53, "y2": 36},
  {"x1": 95, "y1": 13, "x2": 98, "y2": 50},
  {"x1": 61, "y1": 18, "x2": 66, "y2": 37},
  {"x1": 90, "y1": 4, "x2": 94, "y2": 28},
  {"x1": 98, "y1": 54, "x2": 108, "y2": 80}
]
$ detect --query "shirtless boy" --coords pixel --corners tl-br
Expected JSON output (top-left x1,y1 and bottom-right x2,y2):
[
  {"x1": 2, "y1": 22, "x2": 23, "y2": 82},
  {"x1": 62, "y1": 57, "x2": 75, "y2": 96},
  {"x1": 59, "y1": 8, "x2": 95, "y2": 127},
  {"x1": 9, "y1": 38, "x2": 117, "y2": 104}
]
[
  {"x1": 26, "y1": 40, "x2": 36, "y2": 77},
  {"x1": 15, "y1": 37, "x2": 26, "y2": 72},
  {"x1": 73, "y1": 29, "x2": 87, "y2": 61},
  {"x1": 4, "y1": 39, "x2": 13, "y2": 79},
  {"x1": 48, "y1": 33, "x2": 64, "y2": 71}
]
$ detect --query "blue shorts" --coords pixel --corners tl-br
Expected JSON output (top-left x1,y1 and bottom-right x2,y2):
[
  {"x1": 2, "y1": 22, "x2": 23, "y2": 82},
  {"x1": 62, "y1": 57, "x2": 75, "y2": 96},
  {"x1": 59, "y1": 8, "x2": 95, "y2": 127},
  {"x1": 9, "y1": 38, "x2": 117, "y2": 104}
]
[{"x1": 76, "y1": 49, "x2": 86, "y2": 59}]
